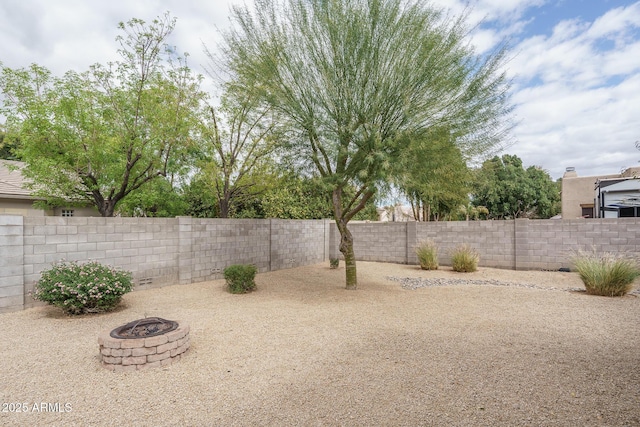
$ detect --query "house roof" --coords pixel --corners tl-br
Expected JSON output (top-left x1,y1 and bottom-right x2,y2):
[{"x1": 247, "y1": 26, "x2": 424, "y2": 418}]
[
  {"x1": 597, "y1": 177, "x2": 640, "y2": 191},
  {"x1": 0, "y1": 160, "x2": 35, "y2": 199}
]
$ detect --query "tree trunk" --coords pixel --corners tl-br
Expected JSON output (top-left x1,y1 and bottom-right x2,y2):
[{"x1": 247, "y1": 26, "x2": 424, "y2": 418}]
[
  {"x1": 97, "y1": 199, "x2": 116, "y2": 217},
  {"x1": 219, "y1": 197, "x2": 230, "y2": 218},
  {"x1": 103, "y1": 204, "x2": 115, "y2": 217},
  {"x1": 335, "y1": 218, "x2": 357, "y2": 290}
]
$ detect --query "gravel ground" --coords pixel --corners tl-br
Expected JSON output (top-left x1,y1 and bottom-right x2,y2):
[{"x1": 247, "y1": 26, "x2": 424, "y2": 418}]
[{"x1": 1, "y1": 261, "x2": 639, "y2": 427}]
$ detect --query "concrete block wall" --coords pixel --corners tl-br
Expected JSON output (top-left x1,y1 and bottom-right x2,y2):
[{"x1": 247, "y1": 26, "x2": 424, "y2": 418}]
[
  {"x1": 331, "y1": 221, "x2": 409, "y2": 263},
  {"x1": 270, "y1": 219, "x2": 327, "y2": 270},
  {"x1": 0, "y1": 215, "x2": 330, "y2": 313},
  {"x1": 22, "y1": 217, "x2": 181, "y2": 309},
  {"x1": 515, "y1": 218, "x2": 640, "y2": 270},
  {"x1": 185, "y1": 218, "x2": 271, "y2": 284},
  {"x1": 0, "y1": 215, "x2": 24, "y2": 314},
  {"x1": 2, "y1": 215, "x2": 639, "y2": 313},
  {"x1": 416, "y1": 220, "x2": 516, "y2": 269},
  {"x1": 336, "y1": 218, "x2": 640, "y2": 271}
]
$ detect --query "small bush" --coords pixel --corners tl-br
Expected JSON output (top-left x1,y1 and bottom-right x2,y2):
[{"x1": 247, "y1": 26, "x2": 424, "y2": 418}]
[
  {"x1": 415, "y1": 240, "x2": 438, "y2": 270},
  {"x1": 451, "y1": 244, "x2": 480, "y2": 272},
  {"x1": 32, "y1": 260, "x2": 133, "y2": 315},
  {"x1": 572, "y1": 251, "x2": 640, "y2": 296},
  {"x1": 330, "y1": 258, "x2": 340, "y2": 269},
  {"x1": 224, "y1": 264, "x2": 258, "y2": 294}
]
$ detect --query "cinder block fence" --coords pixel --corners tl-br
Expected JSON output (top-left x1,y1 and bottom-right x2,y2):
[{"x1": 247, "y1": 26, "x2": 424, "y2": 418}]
[{"x1": 1, "y1": 215, "x2": 639, "y2": 313}]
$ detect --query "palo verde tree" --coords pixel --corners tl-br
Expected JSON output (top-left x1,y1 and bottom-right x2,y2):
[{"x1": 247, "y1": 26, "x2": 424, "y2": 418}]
[
  {"x1": 0, "y1": 14, "x2": 204, "y2": 216},
  {"x1": 222, "y1": 0, "x2": 513, "y2": 289}
]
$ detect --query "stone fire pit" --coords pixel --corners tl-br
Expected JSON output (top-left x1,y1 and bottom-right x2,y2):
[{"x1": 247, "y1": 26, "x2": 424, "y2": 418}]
[{"x1": 98, "y1": 317, "x2": 190, "y2": 372}]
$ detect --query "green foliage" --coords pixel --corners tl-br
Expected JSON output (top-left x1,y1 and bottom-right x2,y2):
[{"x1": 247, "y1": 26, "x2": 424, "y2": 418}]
[
  {"x1": 456, "y1": 204, "x2": 489, "y2": 221},
  {"x1": 32, "y1": 261, "x2": 133, "y2": 315},
  {"x1": 224, "y1": 264, "x2": 258, "y2": 294},
  {"x1": 0, "y1": 132, "x2": 21, "y2": 160},
  {"x1": 222, "y1": 0, "x2": 512, "y2": 288},
  {"x1": 572, "y1": 251, "x2": 640, "y2": 296},
  {"x1": 471, "y1": 154, "x2": 560, "y2": 219},
  {"x1": 261, "y1": 174, "x2": 333, "y2": 219},
  {"x1": 182, "y1": 176, "x2": 220, "y2": 218},
  {"x1": 116, "y1": 176, "x2": 189, "y2": 217},
  {"x1": 0, "y1": 13, "x2": 204, "y2": 216},
  {"x1": 415, "y1": 240, "x2": 438, "y2": 270},
  {"x1": 330, "y1": 258, "x2": 340, "y2": 269},
  {"x1": 450, "y1": 244, "x2": 480, "y2": 272},
  {"x1": 397, "y1": 127, "x2": 471, "y2": 221}
]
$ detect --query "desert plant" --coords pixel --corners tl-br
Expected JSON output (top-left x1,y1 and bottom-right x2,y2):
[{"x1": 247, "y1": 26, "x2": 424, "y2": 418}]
[
  {"x1": 451, "y1": 244, "x2": 480, "y2": 272},
  {"x1": 330, "y1": 258, "x2": 340, "y2": 269},
  {"x1": 415, "y1": 240, "x2": 438, "y2": 270},
  {"x1": 572, "y1": 251, "x2": 640, "y2": 296},
  {"x1": 224, "y1": 264, "x2": 258, "y2": 294},
  {"x1": 32, "y1": 260, "x2": 133, "y2": 315}
]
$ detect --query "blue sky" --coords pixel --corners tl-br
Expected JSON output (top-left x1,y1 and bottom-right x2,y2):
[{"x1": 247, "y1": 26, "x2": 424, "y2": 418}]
[{"x1": 0, "y1": 0, "x2": 639, "y2": 180}]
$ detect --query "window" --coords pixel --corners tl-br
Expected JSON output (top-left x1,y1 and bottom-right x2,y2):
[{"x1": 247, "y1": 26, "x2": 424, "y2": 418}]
[
  {"x1": 61, "y1": 209, "x2": 74, "y2": 217},
  {"x1": 619, "y1": 207, "x2": 638, "y2": 217},
  {"x1": 581, "y1": 207, "x2": 593, "y2": 218}
]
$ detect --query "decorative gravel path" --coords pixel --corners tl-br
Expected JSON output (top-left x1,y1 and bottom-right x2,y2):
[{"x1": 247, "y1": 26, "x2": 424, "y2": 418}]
[{"x1": 387, "y1": 275, "x2": 640, "y2": 295}]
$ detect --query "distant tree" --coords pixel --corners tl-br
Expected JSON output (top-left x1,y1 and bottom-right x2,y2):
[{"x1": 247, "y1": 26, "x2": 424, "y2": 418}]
[
  {"x1": 0, "y1": 131, "x2": 21, "y2": 160},
  {"x1": 471, "y1": 154, "x2": 560, "y2": 219},
  {"x1": 259, "y1": 173, "x2": 378, "y2": 220},
  {"x1": 222, "y1": 0, "x2": 513, "y2": 289},
  {"x1": 396, "y1": 127, "x2": 470, "y2": 221},
  {"x1": 456, "y1": 203, "x2": 489, "y2": 221},
  {"x1": 194, "y1": 81, "x2": 280, "y2": 218},
  {"x1": 183, "y1": 176, "x2": 220, "y2": 218},
  {"x1": 115, "y1": 175, "x2": 188, "y2": 217},
  {"x1": 0, "y1": 14, "x2": 204, "y2": 216},
  {"x1": 261, "y1": 174, "x2": 333, "y2": 219}
]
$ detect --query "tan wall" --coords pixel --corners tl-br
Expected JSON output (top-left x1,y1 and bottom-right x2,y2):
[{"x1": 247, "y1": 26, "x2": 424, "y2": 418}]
[
  {"x1": 52, "y1": 206, "x2": 100, "y2": 217},
  {"x1": 0, "y1": 199, "x2": 48, "y2": 217},
  {"x1": 561, "y1": 172, "x2": 621, "y2": 219},
  {"x1": 561, "y1": 176, "x2": 596, "y2": 219},
  {"x1": 0, "y1": 198, "x2": 100, "y2": 217}
]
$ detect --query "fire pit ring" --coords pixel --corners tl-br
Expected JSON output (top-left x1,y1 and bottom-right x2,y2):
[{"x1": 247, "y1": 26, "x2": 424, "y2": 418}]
[
  {"x1": 98, "y1": 318, "x2": 190, "y2": 372},
  {"x1": 110, "y1": 317, "x2": 179, "y2": 339}
]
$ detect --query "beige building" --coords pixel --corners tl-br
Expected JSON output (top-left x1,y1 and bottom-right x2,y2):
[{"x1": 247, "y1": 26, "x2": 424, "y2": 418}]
[
  {"x1": 561, "y1": 166, "x2": 640, "y2": 219},
  {"x1": 377, "y1": 205, "x2": 416, "y2": 222},
  {"x1": 0, "y1": 160, "x2": 98, "y2": 217}
]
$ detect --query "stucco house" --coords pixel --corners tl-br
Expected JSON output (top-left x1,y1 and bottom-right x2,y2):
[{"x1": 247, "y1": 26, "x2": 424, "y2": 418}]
[
  {"x1": 561, "y1": 166, "x2": 640, "y2": 219},
  {"x1": 0, "y1": 160, "x2": 98, "y2": 217},
  {"x1": 377, "y1": 205, "x2": 416, "y2": 222}
]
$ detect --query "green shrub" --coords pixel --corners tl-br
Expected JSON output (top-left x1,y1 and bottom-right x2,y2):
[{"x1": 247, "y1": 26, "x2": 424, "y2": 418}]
[
  {"x1": 330, "y1": 258, "x2": 340, "y2": 269},
  {"x1": 572, "y1": 251, "x2": 640, "y2": 296},
  {"x1": 224, "y1": 264, "x2": 258, "y2": 294},
  {"x1": 415, "y1": 240, "x2": 438, "y2": 270},
  {"x1": 451, "y1": 244, "x2": 480, "y2": 272},
  {"x1": 32, "y1": 260, "x2": 133, "y2": 315}
]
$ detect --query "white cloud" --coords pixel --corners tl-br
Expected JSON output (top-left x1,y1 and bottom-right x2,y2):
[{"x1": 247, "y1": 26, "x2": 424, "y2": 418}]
[
  {"x1": 0, "y1": 0, "x2": 638, "y2": 180},
  {"x1": 500, "y1": 2, "x2": 640, "y2": 178}
]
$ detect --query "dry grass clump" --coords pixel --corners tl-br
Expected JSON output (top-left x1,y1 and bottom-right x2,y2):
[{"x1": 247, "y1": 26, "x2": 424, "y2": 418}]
[
  {"x1": 451, "y1": 244, "x2": 480, "y2": 272},
  {"x1": 572, "y1": 250, "x2": 640, "y2": 296},
  {"x1": 415, "y1": 240, "x2": 438, "y2": 270}
]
